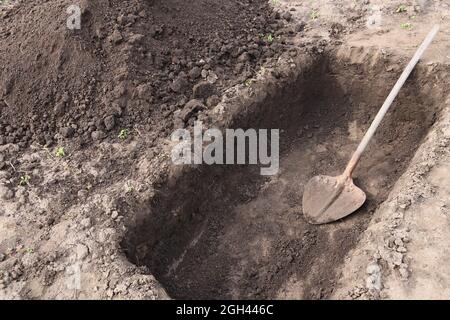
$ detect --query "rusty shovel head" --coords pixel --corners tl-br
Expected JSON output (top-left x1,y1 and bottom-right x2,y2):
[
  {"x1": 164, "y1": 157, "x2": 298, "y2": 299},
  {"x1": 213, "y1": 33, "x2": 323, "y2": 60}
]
[{"x1": 302, "y1": 175, "x2": 366, "y2": 225}]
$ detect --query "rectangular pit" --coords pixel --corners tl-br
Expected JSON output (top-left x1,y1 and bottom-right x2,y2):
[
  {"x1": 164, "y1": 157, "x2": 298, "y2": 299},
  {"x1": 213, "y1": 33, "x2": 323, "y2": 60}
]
[{"x1": 121, "y1": 48, "x2": 443, "y2": 299}]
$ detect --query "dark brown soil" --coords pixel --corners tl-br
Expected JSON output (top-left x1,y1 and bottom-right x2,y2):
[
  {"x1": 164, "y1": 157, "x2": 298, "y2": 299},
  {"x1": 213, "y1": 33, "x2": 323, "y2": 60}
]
[
  {"x1": 0, "y1": 0, "x2": 288, "y2": 149},
  {"x1": 1, "y1": 0, "x2": 445, "y2": 301},
  {"x1": 121, "y1": 52, "x2": 439, "y2": 299}
]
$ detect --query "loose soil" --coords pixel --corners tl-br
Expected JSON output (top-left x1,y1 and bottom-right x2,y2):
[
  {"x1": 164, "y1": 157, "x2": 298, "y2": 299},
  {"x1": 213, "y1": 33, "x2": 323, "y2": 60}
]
[
  {"x1": 1, "y1": 0, "x2": 449, "y2": 300},
  {"x1": 0, "y1": 0, "x2": 285, "y2": 148}
]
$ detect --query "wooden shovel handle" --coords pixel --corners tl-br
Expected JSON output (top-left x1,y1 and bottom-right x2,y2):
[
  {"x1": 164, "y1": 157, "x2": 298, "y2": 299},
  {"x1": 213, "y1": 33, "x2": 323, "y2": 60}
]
[{"x1": 343, "y1": 24, "x2": 440, "y2": 179}]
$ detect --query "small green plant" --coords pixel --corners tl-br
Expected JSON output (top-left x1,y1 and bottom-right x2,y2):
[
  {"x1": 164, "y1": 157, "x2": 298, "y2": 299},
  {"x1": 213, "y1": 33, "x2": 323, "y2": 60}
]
[
  {"x1": 271, "y1": 0, "x2": 280, "y2": 5},
  {"x1": 396, "y1": 4, "x2": 407, "y2": 13},
  {"x1": 19, "y1": 174, "x2": 30, "y2": 186},
  {"x1": 244, "y1": 79, "x2": 253, "y2": 87},
  {"x1": 25, "y1": 248, "x2": 34, "y2": 254},
  {"x1": 118, "y1": 129, "x2": 129, "y2": 140},
  {"x1": 259, "y1": 33, "x2": 274, "y2": 44},
  {"x1": 55, "y1": 147, "x2": 66, "y2": 158},
  {"x1": 125, "y1": 184, "x2": 134, "y2": 194},
  {"x1": 400, "y1": 22, "x2": 412, "y2": 30},
  {"x1": 310, "y1": 9, "x2": 319, "y2": 20}
]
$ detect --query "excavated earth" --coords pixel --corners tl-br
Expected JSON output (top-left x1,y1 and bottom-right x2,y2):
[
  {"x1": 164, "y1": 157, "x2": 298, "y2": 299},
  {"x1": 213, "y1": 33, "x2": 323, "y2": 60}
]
[
  {"x1": 0, "y1": 0, "x2": 449, "y2": 300},
  {"x1": 1, "y1": 0, "x2": 287, "y2": 148}
]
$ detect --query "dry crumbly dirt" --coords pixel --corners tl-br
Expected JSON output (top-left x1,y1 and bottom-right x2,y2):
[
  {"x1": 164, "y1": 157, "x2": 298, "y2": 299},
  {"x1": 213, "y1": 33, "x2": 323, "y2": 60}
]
[{"x1": 0, "y1": 0, "x2": 449, "y2": 300}]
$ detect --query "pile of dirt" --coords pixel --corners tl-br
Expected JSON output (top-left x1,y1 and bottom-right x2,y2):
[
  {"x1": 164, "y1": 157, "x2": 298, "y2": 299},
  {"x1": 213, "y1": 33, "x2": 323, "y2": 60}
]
[{"x1": 0, "y1": 0, "x2": 293, "y2": 150}]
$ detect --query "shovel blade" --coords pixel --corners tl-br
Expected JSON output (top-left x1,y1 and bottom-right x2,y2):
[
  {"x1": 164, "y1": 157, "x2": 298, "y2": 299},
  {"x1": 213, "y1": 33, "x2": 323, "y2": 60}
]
[{"x1": 302, "y1": 175, "x2": 366, "y2": 224}]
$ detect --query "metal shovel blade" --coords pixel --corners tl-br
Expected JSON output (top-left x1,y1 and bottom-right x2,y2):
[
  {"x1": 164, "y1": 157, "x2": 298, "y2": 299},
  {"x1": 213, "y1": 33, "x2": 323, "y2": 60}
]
[
  {"x1": 301, "y1": 25, "x2": 439, "y2": 225},
  {"x1": 302, "y1": 175, "x2": 366, "y2": 225}
]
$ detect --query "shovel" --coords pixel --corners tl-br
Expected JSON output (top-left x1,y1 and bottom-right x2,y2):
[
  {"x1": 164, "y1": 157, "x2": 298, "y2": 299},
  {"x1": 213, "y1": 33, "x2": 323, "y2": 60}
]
[{"x1": 302, "y1": 24, "x2": 440, "y2": 225}]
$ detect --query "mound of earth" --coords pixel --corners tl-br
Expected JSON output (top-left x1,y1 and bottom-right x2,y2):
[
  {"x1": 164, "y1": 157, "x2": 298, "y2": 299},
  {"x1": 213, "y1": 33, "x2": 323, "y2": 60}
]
[{"x1": 0, "y1": 0, "x2": 290, "y2": 149}]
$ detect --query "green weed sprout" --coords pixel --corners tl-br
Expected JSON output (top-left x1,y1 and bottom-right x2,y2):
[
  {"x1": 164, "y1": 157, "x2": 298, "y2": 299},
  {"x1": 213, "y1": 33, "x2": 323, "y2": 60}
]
[
  {"x1": 400, "y1": 22, "x2": 412, "y2": 30},
  {"x1": 118, "y1": 129, "x2": 129, "y2": 140},
  {"x1": 19, "y1": 175, "x2": 30, "y2": 186},
  {"x1": 396, "y1": 5, "x2": 407, "y2": 13},
  {"x1": 55, "y1": 147, "x2": 65, "y2": 158},
  {"x1": 310, "y1": 10, "x2": 319, "y2": 20}
]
